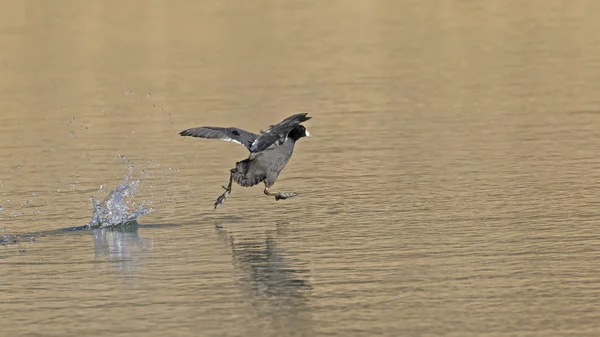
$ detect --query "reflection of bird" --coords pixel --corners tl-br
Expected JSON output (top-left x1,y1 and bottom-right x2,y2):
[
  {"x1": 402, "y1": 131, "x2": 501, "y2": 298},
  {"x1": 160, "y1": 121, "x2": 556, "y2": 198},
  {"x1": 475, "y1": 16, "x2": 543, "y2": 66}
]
[
  {"x1": 215, "y1": 226, "x2": 314, "y2": 336},
  {"x1": 180, "y1": 113, "x2": 311, "y2": 209}
]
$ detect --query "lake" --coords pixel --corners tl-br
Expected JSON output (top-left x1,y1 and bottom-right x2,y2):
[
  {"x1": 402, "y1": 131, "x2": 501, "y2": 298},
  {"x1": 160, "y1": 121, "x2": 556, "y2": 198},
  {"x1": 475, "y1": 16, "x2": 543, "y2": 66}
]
[{"x1": 1, "y1": 1, "x2": 600, "y2": 336}]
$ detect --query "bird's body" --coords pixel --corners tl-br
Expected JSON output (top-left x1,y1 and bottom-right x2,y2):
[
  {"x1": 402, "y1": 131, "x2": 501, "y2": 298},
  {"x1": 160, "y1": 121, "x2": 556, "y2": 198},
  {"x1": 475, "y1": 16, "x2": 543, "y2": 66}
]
[
  {"x1": 179, "y1": 113, "x2": 311, "y2": 209},
  {"x1": 233, "y1": 139, "x2": 294, "y2": 188}
]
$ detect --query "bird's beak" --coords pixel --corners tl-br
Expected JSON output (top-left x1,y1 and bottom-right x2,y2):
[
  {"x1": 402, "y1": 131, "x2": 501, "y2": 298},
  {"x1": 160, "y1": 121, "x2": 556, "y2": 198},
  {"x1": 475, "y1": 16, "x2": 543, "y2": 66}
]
[{"x1": 305, "y1": 130, "x2": 311, "y2": 137}]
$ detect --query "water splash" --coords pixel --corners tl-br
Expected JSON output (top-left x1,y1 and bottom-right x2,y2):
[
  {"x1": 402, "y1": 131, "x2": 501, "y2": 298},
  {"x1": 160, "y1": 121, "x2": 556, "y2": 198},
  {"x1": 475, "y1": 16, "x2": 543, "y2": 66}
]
[{"x1": 85, "y1": 158, "x2": 152, "y2": 230}]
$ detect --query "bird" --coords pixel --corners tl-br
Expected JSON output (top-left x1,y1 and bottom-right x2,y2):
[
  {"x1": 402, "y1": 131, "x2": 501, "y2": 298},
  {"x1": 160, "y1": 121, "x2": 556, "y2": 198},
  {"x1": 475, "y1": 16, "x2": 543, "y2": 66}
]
[{"x1": 179, "y1": 113, "x2": 311, "y2": 209}]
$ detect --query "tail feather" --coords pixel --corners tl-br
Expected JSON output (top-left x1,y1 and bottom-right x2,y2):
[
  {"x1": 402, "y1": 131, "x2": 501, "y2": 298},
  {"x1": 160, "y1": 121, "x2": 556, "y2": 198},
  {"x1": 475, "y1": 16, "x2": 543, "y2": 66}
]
[{"x1": 232, "y1": 160, "x2": 265, "y2": 187}]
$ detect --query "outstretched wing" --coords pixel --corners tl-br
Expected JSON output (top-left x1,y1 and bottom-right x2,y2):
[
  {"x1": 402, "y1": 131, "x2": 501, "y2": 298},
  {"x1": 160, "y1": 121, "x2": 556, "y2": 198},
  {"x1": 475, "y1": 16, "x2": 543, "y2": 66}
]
[
  {"x1": 179, "y1": 126, "x2": 259, "y2": 150},
  {"x1": 249, "y1": 113, "x2": 311, "y2": 153}
]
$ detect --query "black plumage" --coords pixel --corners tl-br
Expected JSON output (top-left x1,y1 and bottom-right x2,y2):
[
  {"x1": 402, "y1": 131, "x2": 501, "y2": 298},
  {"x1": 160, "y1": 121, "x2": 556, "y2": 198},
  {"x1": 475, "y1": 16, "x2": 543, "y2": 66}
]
[{"x1": 179, "y1": 113, "x2": 311, "y2": 209}]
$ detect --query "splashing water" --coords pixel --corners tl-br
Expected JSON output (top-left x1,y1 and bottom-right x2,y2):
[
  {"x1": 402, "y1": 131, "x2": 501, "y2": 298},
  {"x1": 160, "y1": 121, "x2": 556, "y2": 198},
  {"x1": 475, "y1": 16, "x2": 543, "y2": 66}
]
[{"x1": 85, "y1": 158, "x2": 152, "y2": 230}]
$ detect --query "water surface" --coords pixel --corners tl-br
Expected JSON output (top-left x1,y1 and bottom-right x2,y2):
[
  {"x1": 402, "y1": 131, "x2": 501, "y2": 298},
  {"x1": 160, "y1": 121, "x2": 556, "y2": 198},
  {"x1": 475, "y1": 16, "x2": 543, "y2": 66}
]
[{"x1": 2, "y1": 1, "x2": 600, "y2": 336}]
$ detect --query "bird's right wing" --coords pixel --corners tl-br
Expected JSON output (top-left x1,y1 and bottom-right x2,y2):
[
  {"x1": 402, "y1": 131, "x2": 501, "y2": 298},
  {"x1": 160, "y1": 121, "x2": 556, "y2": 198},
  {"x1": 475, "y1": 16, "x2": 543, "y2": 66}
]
[
  {"x1": 179, "y1": 126, "x2": 259, "y2": 150},
  {"x1": 249, "y1": 113, "x2": 311, "y2": 153}
]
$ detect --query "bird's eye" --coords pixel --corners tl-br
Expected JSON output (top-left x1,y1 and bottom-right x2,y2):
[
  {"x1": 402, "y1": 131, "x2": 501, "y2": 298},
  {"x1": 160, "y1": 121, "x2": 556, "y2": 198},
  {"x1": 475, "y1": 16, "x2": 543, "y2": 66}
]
[{"x1": 231, "y1": 130, "x2": 240, "y2": 136}]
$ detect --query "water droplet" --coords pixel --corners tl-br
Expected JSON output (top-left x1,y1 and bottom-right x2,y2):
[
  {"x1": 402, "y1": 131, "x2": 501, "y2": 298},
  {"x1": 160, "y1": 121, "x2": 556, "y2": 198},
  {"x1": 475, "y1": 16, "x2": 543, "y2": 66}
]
[
  {"x1": 86, "y1": 174, "x2": 151, "y2": 229},
  {"x1": 99, "y1": 185, "x2": 104, "y2": 190},
  {"x1": 32, "y1": 192, "x2": 37, "y2": 196}
]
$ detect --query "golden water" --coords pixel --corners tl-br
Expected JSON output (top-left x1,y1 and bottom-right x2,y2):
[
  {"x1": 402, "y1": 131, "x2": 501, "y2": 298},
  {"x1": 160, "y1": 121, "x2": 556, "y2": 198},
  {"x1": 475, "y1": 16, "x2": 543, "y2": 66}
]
[{"x1": 2, "y1": 1, "x2": 600, "y2": 336}]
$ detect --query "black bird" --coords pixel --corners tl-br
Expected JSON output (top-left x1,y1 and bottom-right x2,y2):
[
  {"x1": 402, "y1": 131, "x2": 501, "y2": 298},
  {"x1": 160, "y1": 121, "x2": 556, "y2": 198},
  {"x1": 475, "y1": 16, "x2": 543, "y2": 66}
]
[{"x1": 179, "y1": 113, "x2": 311, "y2": 209}]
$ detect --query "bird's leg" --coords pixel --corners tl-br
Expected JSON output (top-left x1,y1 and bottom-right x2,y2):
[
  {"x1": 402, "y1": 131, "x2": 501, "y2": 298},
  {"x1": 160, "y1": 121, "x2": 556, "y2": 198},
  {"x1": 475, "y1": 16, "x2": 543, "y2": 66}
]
[
  {"x1": 215, "y1": 169, "x2": 234, "y2": 209},
  {"x1": 264, "y1": 186, "x2": 298, "y2": 201}
]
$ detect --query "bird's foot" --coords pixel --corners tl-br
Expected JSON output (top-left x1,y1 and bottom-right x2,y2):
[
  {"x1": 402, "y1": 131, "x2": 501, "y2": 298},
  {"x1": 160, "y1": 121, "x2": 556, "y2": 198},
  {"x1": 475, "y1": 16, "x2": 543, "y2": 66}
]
[
  {"x1": 214, "y1": 186, "x2": 231, "y2": 209},
  {"x1": 275, "y1": 192, "x2": 298, "y2": 201}
]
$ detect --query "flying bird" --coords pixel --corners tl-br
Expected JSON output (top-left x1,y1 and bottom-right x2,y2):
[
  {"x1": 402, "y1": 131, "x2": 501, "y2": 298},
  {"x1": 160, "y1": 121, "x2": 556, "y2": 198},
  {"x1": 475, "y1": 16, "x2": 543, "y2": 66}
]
[{"x1": 179, "y1": 113, "x2": 311, "y2": 209}]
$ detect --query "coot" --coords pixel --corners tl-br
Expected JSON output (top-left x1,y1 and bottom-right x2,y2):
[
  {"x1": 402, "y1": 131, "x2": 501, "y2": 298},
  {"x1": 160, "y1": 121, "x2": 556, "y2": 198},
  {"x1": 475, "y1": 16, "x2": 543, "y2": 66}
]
[{"x1": 179, "y1": 113, "x2": 311, "y2": 209}]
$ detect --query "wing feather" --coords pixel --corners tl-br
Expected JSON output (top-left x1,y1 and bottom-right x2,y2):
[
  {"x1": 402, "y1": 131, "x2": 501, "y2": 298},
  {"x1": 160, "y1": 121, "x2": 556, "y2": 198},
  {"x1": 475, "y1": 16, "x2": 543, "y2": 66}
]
[
  {"x1": 179, "y1": 127, "x2": 258, "y2": 150},
  {"x1": 249, "y1": 113, "x2": 311, "y2": 153}
]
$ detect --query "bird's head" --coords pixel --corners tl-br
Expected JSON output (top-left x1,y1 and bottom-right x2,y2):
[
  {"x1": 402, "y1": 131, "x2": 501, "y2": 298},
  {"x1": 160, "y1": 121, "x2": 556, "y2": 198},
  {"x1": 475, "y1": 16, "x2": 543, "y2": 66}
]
[{"x1": 289, "y1": 125, "x2": 310, "y2": 141}]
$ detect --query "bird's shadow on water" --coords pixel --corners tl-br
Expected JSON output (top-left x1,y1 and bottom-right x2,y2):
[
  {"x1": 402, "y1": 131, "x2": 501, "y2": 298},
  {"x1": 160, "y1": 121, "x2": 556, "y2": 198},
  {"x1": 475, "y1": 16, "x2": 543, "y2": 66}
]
[{"x1": 214, "y1": 222, "x2": 315, "y2": 337}]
